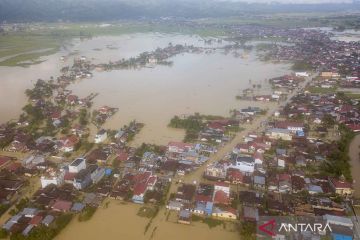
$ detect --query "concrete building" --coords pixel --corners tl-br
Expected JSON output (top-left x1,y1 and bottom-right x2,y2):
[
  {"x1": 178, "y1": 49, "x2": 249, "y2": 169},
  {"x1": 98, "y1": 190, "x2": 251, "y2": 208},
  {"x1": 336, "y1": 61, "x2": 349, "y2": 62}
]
[
  {"x1": 266, "y1": 128, "x2": 292, "y2": 141},
  {"x1": 231, "y1": 156, "x2": 255, "y2": 173},
  {"x1": 69, "y1": 158, "x2": 86, "y2": 173},
  {"x1": 94, "y1": 129, "x2": 107, "y2": 144},
  {"x1": 40, "y1": 169, "x2": 65, "y2": 188}
]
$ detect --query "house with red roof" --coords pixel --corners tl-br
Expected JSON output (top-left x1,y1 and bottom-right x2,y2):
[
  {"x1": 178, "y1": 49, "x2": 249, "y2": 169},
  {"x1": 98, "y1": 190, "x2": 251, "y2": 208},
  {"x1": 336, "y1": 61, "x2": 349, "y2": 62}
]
[
  {"x1": 6, "y1": 162, "x2": 23, "y2": 173},
  {"x1": 213, "y1": 190, "x2": 229, "y2": 205},
  {"x1": 116, "y1": 151, "x2": 129, "y2": 162},
  {"x1": 167, "y1": 142, "x2": 193, "y2": 154},
  {"x1": 51, "y1": 199, "x2": 72, "y2": 212},
  {"x1": 347, "y1": 124, "x2": 360, "y2": 132},
  {"x1": 275, "y1": 121, "x2": 304, "y2": 133},
  {"x1": 67, "y1": 95, "x2": 78, "y2": 105},
  {"x1": 147, "y1": 176, "x2": 157, "y2": 191},
  {"x1": 212, "y1": 206, "x2": 237, "y2": 220},
  {"x1": 71, "y1": 124, "x2": 87, "y2": 137},
  {"x1": 338, "y1": 104, "x2": 354, "y2": 114},
  {"x1": 98, "y1": 106, "x2": 112, "y2": 115},
  {"x1": 213, "y1": 182, "x2": 230, "y2": 205},
  {"x1": 253, "y1": 152, "x2": 264, "y2": 165},
  {"x1": 0, "y1": 156, "x2": 11, "y2": 168},
  {"x1": 50, "y1": 111, "x2": 62, "y2": 121},
  {"x1": 195, "y1": 194, "x2": 212, "y2": 203},
  {"x1": 64, "y1": 172, "x2": 76, "y2": 184},
  {"x1": 227, "y1": 168, "x2": 244, "y2": 185},
  {"x1": 328, "y1": 177, "x2": 353, "y2": 196},
  {"x1": 29, "y1": 215, "x2": 43, "y2": 226},
  {"x1": 58, "y1": 135, "x2": 79, "y2": 153},
  {"x1": 233, "y1": 143, "x2": 251, "y2": 154},
  {"x1": 132, "y1": 171, "x2": 157, "y2": 204}
]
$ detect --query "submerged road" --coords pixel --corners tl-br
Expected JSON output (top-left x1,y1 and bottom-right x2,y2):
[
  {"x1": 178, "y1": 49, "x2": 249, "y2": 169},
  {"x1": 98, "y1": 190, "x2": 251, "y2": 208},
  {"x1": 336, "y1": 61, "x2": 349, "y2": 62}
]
[
  {"x1": 145, "y1": 74, "x2": 314, "y2": 239},
  {"x1": 181, "y1": 74, "x2": 314, "y2": 185}
]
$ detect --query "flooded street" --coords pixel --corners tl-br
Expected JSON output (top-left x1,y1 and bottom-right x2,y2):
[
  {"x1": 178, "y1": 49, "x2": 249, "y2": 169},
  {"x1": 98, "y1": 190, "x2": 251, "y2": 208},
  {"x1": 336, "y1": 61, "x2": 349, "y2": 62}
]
[
  {"x1": 0, "y1": 33, "x2": 290, "y2": 145},
  {"x1": 56, "y1": 66, "x2": 312, "y2": 240},
  {"x1": 349, "y1": 134, "x2": 360, "y2": 198}
]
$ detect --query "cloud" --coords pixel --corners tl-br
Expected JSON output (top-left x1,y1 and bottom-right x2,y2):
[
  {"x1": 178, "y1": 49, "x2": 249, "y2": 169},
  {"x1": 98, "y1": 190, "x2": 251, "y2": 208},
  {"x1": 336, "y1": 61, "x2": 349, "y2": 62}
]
[{"x1": 218, "y1": 0, "x2": 352, "y2": 3}]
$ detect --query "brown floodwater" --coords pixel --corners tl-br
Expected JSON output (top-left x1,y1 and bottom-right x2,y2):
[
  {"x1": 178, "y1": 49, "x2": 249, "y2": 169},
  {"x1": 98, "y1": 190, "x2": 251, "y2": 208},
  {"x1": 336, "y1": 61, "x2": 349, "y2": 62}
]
[
  {"x1": 349, "y1": 134, "x2": 360, "y2": 198},
  {"x1": 56, "y1": 201, "x2": 240, "y2": 240},
  {"x1": 0, "y1": 33, "x2": 290, "y2": 146},
  {"x1": 70, "y1": 50, "x2": 287, "y2": 146},
  {"x1": 0, "y1": 53, "x2": 66, "y2": 123},
  {"x1": 0, "y1": 33, "x2": 291, "y2": 240}
]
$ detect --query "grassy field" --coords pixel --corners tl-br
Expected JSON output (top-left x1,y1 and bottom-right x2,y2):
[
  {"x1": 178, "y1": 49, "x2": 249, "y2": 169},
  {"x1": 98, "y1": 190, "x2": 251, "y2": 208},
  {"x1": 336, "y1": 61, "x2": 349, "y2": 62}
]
[
  {"x1": 196, "y1": 12, "x2": 360, "y2": 29},
  {"x1": 0, "y1": 34, "x2": 61, "y2": 66},
  {"x1": 306, "y1": 86, "x2": 338, "y2": 94},
  {"x1": 39, "y1": 22, "x2": 226, "y2": 37},
  {"x1": 342, "y1": 92, "x2": 360, "y2": 99},
  {"x1": 0, "y1": 13, "x2": 357, "y2": 67},
  {"x1": 0, "y1": 21, "x2": 226, "y2": 67}
]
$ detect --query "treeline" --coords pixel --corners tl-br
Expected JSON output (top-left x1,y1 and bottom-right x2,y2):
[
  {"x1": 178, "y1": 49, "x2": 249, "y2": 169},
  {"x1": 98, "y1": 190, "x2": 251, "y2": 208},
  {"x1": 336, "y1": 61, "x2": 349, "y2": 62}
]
[
  {"x1": 135, "y1": 143, "x2": 164, "y2": 157},
  {"x1": 0, "y1": 0, "x2": 359, "y2": 22},
  {"x1": 321, "y1": 124, "x2": 355, "y2": 181},
  {"x1": 168, "y1": 115, "x2": 204, "y2": 142},
  {"x1": 78, "y1": 206, "x2": 97, "y2": 222},
  {"x1": 291, "y1": 60, "x2": 313, "y2": 71}
]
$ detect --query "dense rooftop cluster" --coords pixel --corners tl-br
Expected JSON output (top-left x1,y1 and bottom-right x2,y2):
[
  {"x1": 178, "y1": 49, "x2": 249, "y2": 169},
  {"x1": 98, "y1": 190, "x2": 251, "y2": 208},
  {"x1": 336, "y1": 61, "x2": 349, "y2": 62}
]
[{"x1": 0, "y1": 24, "x2": 359, "y2": 239}]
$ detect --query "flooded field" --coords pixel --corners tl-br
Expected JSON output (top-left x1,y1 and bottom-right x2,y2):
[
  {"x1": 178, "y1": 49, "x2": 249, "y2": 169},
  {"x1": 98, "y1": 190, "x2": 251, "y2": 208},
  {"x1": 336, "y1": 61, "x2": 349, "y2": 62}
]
[
  {"x1": 331, "y1": 29, "x2": 360, "y2": 42},
  {"x1": 0, "y1": 53, "x2": 66, "y2": 123},
  {"x1": 55, "y1": 201, "x2": 239, "y2": 240},
  {"x1": 0, "y1": 33, "x2": 290, "y2": 145}
]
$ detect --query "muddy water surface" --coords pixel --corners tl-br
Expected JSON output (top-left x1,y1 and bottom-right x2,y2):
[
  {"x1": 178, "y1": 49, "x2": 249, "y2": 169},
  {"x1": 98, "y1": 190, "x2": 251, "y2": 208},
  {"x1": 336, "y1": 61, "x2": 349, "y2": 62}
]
[
  {"x1": 56, "y1": 201, "x2": 240, "y2": 240},
  {"x1": 0, "y1": 33, "x2": 290, "y2": 146}
]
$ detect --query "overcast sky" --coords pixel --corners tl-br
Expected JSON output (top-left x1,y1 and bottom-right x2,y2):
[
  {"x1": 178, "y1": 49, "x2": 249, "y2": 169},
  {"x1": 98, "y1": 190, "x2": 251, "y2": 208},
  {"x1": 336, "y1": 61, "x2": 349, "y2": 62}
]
[{"x1": 217, "y1": 0, "x2": 353, "y2": 3}]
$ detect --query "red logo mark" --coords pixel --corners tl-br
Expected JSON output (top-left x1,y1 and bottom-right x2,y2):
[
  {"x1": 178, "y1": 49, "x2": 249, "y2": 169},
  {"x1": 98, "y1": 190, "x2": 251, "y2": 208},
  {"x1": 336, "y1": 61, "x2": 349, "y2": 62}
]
[{"x1": 258, "y1": 219, "x2": 277, "y2": 236}]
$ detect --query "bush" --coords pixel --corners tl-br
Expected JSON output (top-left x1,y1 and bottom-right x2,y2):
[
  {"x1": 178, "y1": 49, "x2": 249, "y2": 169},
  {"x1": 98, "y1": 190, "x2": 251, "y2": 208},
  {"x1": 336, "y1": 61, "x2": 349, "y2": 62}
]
[
  {"x1": 189, "y1": 215, "x2": 226, "y2": 229},
  {"x1": 239, "y1": 222, "x2": 256, "y2": 240},
  {"x1": 0, "y1": 204, "x2": 9, "y2": 217},
  {"x1": 0, "y1": 229, "x2": 8, "y2": 239},
  {"x1": 168, "y1": 115, "x2": 204, "y2": 142},
  {"x1": 321, "y1": 124, "x2": 355, "y2": 181},
  {"x1": 10, "y1": 198, "x2": 29, "y2": 215},
  {"x1": 191, "y1": 214, "x2": 202, "y2": 222},
  {"x1": 78, "y1": 206, "x2": 97, "y2": 222},
  {"x1": 55, "y1": 214, "x2": 73, "y2": 231},
  {"x1": 202, "y1": 218, "x2": 223, "y2": 229},
  {"x1": 137, "y1": 206, "x2": 158, "y2": 219},
  {"x1": 291, "y1": 60, "x2": 312, "y2": 71}
]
